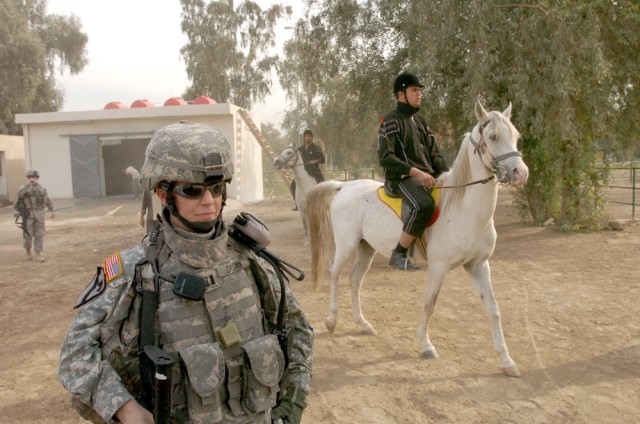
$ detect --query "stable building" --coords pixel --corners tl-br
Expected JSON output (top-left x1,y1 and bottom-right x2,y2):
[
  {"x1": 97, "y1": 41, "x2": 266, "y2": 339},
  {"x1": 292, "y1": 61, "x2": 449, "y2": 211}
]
[
  {"x1": 14, "y1": 97, "x2": 265, "y2": 203},
  {"x1": 0, "y1": 134, "x2": 25, "y2": 205}
]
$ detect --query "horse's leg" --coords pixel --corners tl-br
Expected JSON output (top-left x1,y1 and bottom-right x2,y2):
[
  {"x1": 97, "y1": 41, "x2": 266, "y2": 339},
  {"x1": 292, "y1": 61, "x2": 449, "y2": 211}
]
[
  {"x1": 349, "y1": 241, "x2": 377, "y2": 335},
  {"x1": 300, "y1": 211, "x2": 310, "y2": 247},
  {"x1": 417, "y1": 264, "x2": 447, "y2": 359},
  {"x1": 464, "y1": 260, "x2": 521, "y2": 377},
  {"x1": 325, "y1": 242, "x2": 354, "y2": 333}
]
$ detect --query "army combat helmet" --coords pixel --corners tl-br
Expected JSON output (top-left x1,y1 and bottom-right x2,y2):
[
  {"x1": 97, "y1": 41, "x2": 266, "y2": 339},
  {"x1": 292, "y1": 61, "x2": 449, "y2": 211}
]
[
  {"x1": 141, "y1": 121, "x2": 233, "y2": 190},
  {"x1": 26, "y1": 169, "x2": 40, "y2": 178},
  {"x1": 141, "y1": 121, "x2": 234, "y2": 232}
]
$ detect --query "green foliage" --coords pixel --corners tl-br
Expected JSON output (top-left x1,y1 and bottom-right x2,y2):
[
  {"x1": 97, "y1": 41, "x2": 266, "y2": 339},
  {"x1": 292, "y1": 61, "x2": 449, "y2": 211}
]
[
  {"x1": 276, "y1": 0, "x2": 640, "y2": 230},
  {"x1": 0, "y1": 0, "x2": 88, "y2": 134},
  {"x1": 179, "y1": 0, "x2": 291, "y2": 108}
]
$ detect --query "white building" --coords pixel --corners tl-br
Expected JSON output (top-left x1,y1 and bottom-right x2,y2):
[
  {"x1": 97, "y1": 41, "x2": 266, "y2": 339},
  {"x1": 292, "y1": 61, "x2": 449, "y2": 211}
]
[{"x1": 15, "y1": 99, "x2": 264, "y2": 203}]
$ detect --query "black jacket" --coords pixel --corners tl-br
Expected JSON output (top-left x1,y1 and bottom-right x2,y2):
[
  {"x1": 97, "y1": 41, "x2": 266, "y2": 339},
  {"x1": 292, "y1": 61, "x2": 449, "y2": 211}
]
[
  {"x1": 378, "y1": 102, "x2": 449, "y2": 181},
  {"x1": 298, "y1": 142, "x2": 325, "y2": 182}
]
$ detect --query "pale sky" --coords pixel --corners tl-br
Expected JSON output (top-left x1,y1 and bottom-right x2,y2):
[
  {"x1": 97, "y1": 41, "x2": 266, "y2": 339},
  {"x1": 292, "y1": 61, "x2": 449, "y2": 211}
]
[{"x1": 46, "y1": 0, "x2": 300, "y2": 127}]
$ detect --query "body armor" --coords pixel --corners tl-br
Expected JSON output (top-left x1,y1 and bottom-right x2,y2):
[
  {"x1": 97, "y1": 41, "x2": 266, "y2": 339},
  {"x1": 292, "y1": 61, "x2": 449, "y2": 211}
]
[{"x1": 117, "y1": 222, "x2": 283, "y2": 423}]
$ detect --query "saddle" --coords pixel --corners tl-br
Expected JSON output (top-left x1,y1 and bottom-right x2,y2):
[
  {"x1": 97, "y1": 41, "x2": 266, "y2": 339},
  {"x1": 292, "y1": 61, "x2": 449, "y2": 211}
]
[
  {"x1": 377, "y1": 183, "x2": 441, "y2": 261},
  {"x1": 378, "y1": 183, "x2": 441, "y2": 228}
]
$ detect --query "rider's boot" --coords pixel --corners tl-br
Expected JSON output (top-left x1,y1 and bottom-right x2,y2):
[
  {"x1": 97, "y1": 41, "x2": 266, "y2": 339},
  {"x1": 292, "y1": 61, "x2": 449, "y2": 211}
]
[{"x1": 389, "y1": 250, "x2": 420, "y2": 271}]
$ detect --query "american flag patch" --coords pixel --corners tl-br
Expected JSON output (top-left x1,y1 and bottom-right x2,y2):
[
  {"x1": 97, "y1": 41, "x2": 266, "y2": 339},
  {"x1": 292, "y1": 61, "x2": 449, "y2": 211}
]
[{"x1": 104, "y1": 252, "x2": 123, "y2": 282}]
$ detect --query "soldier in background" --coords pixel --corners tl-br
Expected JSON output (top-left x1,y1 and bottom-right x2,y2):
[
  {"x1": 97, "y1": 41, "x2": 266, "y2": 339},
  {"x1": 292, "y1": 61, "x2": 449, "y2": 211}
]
[
  {"x1": 59, "y1": 122, "x2": 313, "y2": 424},
  {"x1": 14, "y1": 169, "x2": 55, "y2": 262}
]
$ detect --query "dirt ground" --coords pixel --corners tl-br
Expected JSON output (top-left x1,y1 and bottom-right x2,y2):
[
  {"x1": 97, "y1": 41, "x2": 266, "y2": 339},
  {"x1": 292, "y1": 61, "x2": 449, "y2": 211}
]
[{"x1": 0, "y1": 188, "x2": 638, "y2": 423}]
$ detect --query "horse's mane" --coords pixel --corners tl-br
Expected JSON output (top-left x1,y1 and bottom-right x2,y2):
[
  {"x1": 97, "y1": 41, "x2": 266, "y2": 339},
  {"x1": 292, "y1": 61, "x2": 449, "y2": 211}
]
[
  {"x1": 439, "y1": 111, "x2": 518, "y2": 213},
  {"x1": 439, "y1": 135, "x2": 471, "y2": 212}
]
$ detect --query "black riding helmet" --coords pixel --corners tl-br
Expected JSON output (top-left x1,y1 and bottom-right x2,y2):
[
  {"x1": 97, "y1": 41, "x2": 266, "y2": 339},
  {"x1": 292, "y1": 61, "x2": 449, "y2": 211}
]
[{"x1": 393, "y1": 72, "x2": 424, "y2": 94}]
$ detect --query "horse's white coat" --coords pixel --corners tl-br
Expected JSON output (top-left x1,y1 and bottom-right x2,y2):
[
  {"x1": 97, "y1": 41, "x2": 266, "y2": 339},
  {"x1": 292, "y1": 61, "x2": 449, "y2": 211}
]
[
  {"x1": 306, "y1": 101, "x2": 529, "y2": 377},
  {"x1": 274, "y1": 145, "x2": 319, "y2": 246}
]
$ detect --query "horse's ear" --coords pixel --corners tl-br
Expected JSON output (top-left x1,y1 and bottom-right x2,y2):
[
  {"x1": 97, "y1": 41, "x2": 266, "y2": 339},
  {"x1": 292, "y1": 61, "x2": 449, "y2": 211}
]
[
  {"x1": 475, "y1": 100, "x2": 488, "y2": 122},
  {"x1": 502, "y1": 102, "x2": 512, "y2": 119}
]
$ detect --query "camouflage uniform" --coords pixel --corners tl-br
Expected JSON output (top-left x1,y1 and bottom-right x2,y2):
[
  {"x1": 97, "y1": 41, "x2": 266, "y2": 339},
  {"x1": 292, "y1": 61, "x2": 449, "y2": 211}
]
[
  {"x1": 14, "y1": 170, "x2": 54, "y2": 259},
  {"x1": 58, "y1": 122, "x2": 313, "y2": 424}
]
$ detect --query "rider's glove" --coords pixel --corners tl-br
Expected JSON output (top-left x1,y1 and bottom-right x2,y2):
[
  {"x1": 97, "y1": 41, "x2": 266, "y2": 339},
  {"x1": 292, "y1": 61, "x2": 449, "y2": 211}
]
[{"x1": 271, "y1": 385, "x2": 307, "y2": 424}]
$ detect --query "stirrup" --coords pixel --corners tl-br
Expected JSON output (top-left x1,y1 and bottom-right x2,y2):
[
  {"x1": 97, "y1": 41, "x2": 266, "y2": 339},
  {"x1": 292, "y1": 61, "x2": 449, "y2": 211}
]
[{"x1": 389, "y1": 250, "x2": 420, "y2": 271}]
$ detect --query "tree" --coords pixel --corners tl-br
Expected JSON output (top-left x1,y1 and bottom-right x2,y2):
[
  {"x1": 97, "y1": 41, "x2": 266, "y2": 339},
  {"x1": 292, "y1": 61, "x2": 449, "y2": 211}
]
[
  {"x1": 0, "y1": 0, "x2": 88, "y2": 135},
  {"x1": 179, "y1": 0, "x2": 291, "y2": 109},
  {"x1": 280, "y1": 0, "x2": 640, "y2": 230}
]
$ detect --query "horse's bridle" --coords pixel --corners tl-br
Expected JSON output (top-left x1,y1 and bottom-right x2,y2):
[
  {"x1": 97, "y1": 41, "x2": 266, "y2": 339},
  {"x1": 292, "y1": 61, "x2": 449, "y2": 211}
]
[
  {"x1": 468, "y1": 117, "x2": 523, "y2": 184},
  {"x1": 276, "y1": 148, "x2": 303, "y2": 170}
]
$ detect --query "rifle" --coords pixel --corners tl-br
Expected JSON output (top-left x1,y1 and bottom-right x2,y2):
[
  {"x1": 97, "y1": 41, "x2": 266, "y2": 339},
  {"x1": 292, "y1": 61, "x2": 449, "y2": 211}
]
[
  {"x1": 137, "y1": 226, "x2": 175, "y2": 424},
  {"x1": 14, "y1": 207, "x2": 30, "y2": 238},
  {"x1": 143, "y1": 345, "x2": 174, "y2": 424}
]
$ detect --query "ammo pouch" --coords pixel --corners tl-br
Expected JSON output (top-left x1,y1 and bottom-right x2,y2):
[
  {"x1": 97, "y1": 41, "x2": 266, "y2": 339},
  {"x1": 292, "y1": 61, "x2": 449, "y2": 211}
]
[
  {"x1": 241, "y1": 334, "x2": 285, "y2": 413},
  {"x1": 179, "y1": 343, "x2": 226, "y2": 424}
]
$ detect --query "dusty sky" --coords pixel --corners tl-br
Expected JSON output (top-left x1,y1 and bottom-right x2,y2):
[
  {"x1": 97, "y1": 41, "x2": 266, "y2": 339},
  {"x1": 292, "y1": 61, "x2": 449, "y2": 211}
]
[{"x1": 47, "y1": 0, "x2": 300, "y2": 127}]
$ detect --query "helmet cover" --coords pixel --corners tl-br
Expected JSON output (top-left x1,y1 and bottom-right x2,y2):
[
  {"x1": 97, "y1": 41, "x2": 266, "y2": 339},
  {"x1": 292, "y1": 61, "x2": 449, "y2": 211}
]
[{"x1": 141, "y1": 121, "x2": 233, "y2": 190}]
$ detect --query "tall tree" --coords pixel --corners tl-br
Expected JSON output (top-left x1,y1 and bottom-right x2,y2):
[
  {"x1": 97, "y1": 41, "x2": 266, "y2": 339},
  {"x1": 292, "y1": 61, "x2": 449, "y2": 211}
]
[
  {"x1": 179, "y1": 0, "x2": 291, "y2": 109},
  {"x1": 0, "y1": 0, "x2": 88, "y2": 135}
]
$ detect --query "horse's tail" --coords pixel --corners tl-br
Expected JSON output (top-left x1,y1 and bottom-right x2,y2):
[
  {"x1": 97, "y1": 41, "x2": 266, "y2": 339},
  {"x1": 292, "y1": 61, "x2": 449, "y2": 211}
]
[{"x1": 303, "y1": 180, "x2": 343, "y2": 291}]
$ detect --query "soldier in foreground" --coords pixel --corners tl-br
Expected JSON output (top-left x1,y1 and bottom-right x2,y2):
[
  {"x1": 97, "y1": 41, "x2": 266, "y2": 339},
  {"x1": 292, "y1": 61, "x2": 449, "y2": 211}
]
[
  {"x1": 59, "y1": 122, "x2": 313, "y2": 424},
  {"x1": 14, "y1": 169, "x2": 55, "y2": 262}
]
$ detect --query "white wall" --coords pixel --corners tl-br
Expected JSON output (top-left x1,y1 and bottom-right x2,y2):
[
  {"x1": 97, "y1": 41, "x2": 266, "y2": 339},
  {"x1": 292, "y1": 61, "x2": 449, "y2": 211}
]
[{"x1": 16, "y1": 104, "x2": 265, "y2": 203}]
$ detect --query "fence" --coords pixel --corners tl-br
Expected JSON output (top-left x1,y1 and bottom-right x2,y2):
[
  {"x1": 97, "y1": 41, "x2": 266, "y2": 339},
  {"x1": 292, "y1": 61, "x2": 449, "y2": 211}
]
[
  {"x1": 264, "y1": 164, "x2": 639, "y2": 220},
  {"x1": 263, "y1": 167, "x2": 378, "y2": 197},
  {"x1": 607, "y1": 162, "x2": 640, "y2": 220}
]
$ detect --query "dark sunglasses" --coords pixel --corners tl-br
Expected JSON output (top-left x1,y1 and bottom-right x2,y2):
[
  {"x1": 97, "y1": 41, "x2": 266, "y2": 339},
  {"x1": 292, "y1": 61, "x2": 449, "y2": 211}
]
[{"x1": 173, "y1": 182, "x2": 226, "y2": 199}]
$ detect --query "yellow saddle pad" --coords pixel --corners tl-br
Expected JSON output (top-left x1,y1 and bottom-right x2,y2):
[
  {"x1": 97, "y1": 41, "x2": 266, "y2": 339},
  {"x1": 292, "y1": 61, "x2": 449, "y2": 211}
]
[{"x1": 376, "y1": 186, "x2": 441, "y2": 227}]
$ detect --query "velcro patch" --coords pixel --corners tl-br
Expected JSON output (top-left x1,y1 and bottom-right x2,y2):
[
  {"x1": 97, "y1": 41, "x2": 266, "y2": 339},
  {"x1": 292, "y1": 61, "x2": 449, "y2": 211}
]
[
  {"x1": 73, "y1": 267, "x2": 106, "y2": 309},
  {"x1": 104, "y1": 252, "x2": 124, "y2": 282},
  {"x1": 216, "y1": 259, "x2": 249, "y2": 278}
]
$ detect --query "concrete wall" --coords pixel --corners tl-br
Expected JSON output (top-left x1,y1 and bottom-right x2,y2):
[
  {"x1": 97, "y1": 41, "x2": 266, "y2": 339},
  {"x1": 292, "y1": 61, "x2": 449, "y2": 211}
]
[
  {"x1": 0, "y1": 134, "x2": 26, "y2": 205},
  {"x1": 15, "y1": 103, "x2": 264, "y2": 203}
]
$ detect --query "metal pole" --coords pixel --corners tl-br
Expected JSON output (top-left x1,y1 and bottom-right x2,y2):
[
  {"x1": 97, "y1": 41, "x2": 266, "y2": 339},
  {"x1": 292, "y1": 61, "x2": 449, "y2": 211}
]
[{"x1": 632, "y1": 168, "x2": 636, "y2": 221}]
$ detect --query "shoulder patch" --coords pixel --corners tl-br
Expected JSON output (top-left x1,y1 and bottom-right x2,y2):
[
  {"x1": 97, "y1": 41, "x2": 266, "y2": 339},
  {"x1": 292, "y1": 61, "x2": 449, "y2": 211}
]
[
  {"x1": 73, "y1": 267, "x2": 106, "y2": 309},
  {"x1": 104, "y1": 251, "x2": 124, "y2": 282}
]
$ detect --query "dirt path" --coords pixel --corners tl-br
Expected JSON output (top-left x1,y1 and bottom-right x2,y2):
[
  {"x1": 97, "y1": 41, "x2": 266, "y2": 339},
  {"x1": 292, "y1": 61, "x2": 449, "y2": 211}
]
[{"x1": 0, "y1": 190, "x2": 638, "y2": 423}]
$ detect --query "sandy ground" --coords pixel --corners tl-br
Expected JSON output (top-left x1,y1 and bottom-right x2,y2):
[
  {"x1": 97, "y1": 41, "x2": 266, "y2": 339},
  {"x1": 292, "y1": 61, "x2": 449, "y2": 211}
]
[{"x1": 0, "y1": 189, "x2": 638, "y2": 423}]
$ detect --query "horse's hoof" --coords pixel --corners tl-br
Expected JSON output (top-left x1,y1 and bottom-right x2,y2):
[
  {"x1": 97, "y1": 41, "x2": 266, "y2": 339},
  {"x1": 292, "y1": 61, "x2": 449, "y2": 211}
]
[
  {"x1": 325, "y1": 318, "x2": 337, "y2": 333},
  {"x1": 501, "y1": 365, "x2": 521, "y2": 377},
  {"x1": 420, "y1": 349, "x2": 439, "y2": 359},
  {"x1": 361, "y1": 326, "x2": 377, "y2": 336}
]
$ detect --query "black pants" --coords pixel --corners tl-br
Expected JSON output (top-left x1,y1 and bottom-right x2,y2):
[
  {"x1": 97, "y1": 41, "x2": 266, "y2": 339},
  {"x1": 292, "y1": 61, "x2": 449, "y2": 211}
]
[{"x1": 389, "y1": 178, "x2": 435, "y2": 238}]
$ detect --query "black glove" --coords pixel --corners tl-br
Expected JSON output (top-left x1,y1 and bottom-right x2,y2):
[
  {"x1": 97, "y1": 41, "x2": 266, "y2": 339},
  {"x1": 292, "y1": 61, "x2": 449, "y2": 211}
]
[{"x1": 271, "y1": 385, "x2": 307, "y2": 424}]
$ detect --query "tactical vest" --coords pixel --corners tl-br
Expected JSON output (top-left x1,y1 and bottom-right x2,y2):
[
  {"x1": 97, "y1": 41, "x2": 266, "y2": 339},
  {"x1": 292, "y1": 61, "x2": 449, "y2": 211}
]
[
  {"x1": 20, "y1": 184, "x2": 47, "y2": 210},
  {"x1": 139, "y1": 226, "x2": 284, "y2": 424}
]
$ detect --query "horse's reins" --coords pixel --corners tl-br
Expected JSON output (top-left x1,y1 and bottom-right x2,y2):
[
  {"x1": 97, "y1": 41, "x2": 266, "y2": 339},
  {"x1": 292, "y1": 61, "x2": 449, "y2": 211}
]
[{"x1": 438, "y1": 117, "x2": 522, "y2": 189}]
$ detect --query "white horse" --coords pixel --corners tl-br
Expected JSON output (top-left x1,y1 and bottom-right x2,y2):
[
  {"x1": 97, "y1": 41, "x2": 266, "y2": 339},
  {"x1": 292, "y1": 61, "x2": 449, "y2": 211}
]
[
  {"x1": 274, "y1": 145, "x2": 320, "y2": 246},
  {"x1": 306, "y1": 101, "x2": 529, "y2": 377}
]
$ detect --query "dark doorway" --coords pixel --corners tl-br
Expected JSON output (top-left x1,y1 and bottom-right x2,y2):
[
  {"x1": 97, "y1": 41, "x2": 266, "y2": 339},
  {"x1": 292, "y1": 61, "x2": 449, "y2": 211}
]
[{"x1": 102, "y1": 138, "x2": 149, "y2": 196}]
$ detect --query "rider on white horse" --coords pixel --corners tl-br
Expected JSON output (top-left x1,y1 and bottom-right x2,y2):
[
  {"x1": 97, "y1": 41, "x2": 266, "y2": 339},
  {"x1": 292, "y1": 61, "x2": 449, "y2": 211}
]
[
  {"x1": 290, "y1": 129, "x2": 325, "y2": 210},
  {"x1": 378, "y1": 72, "x2": 450, "y2": 271}
]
